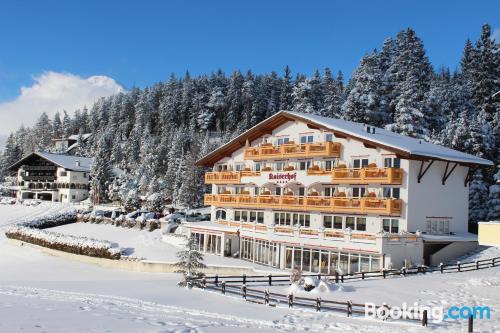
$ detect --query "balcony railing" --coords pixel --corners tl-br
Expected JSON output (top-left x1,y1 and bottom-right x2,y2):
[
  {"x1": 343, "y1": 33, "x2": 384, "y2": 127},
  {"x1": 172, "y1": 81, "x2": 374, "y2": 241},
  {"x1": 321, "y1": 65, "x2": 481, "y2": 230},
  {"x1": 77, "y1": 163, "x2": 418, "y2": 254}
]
[
  {"x1": 23, "y1": 176, "x2": 57, "y2": 181},
  {"x1": 205, "y1": 171, "x2": 261, "y2": 184},
  {"x1": 205, "y1": 194, "x2": 402, "y2": 216},
  {"x1": 244, "y1": 141, "x2": 341, "y2": 160},
  {"x1": 331, "y1": 167, "x2": 403, "y2": 185},
  {"x1": 22, "y1": 165, "x2": 57, "y2": 171}
]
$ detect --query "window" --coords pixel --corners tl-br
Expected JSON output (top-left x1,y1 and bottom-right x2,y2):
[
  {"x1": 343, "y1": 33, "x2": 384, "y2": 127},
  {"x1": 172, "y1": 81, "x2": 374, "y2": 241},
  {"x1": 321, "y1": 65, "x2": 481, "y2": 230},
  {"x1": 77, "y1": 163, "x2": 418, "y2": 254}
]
[
  {"x1": 254, "y1": 187, "x2": 260, "y2": 195},
  {"x1": 235, "y1": 164, "x2": 244, "y2": 171},
  {"x1": 255, "y1": 163, "x2": 261, "y2": 172},
  {"x1": 276, "y1": 162, "x2": 286, "y2": 171},
  {"x1": 334, "y1": 216, "x2": 343, "y2": 229},
  {"x1": 352, "y1": 187, "x2": 366, "y2": 198},
  {"x1": 324, "y1": 160, "x2": 335, "y2": 171},
  {"x1": 276, "y1": 137, "x2": 290, "y2": 146},
  {"x1": 275, "y1": 187, "x2": 281, "y2": 196},
  {"x1": 72, "y1": 195, "x2": 76, "y2": 200},
  {"x1": 83, "y1": 173, "x2": 87, "y2": 178},
  {"x1": 216, "y1": 209, "x2": 226, "y2": 220},
  {"x1": 384, "y1": 157, "x2": 401, "y2": 168},
  {"x1": 426, "y1": 219, "x2": 450, "y2": 234},
  {"x1": 325, "y1": 133, "x2": 333, "y2": 142},
  {"x1": 298, "y1": 187, "x2": 305, "y2": 196},
  {"x1": 346, "y1": 217, "x2": 355, "y2": 229},
  {"x1": 60, "y1": 171, "x2": 67, "y2": 177},
  {"x1": 299, "y1": 160, "x2": 312, "y2": 170},
  {"x1": 323, "y1": 216, "x2": 332, "y2": 228},
  {"x1": 383, "y1": 219, "x2": 399, "y2": 233},
  {"x1": 274, "y1": 212, "x2": 292, "y2": 226},
  {"x1": 292, "y1": 213, "x2": 310, "y2": 227},
  {"x1": 383, "y1": 187, "x2": 400, "y2": 199},
  {"x1": 324, "y1": 187, "x2": 335, "y2": 197},
  {"x1": 257, "y1": 212, "x2": 264, "y2": 223},
  {"x1": 353, "y1": 158, "x2": 369, "y2": 169},
  {"x1": 356, "y1": 217, "x2": 366, "y2": 231},
  {"x1": 300, "y1": 135, "x2": 314, "y2": 144}
]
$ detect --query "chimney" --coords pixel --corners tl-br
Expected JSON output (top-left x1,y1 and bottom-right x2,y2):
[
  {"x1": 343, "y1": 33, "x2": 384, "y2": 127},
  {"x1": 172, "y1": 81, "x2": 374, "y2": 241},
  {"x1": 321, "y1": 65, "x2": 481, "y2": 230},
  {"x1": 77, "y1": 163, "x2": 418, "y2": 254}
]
[
  {"x1": 76, "y1": 160, "x2": 80, "y2": 167},
  {"x1": 371, "y1": 127, "x2": 376, "y2": 134},
  {"x1": 365, "y1": 125, "x2": 371, "y2": 133}
]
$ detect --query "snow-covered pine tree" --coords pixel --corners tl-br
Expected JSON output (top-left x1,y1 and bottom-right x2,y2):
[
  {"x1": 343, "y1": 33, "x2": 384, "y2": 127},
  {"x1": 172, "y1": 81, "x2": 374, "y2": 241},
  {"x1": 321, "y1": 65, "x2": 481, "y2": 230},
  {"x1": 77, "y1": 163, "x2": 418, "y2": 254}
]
[
  {"x1": 52, "y1": 111, "x2": 63, "y2": 140},
  {"x1": 487, "y1": 168, "x2": 500, "y2": 221},
  {"x1": 175, "y1": 235, "x2": 206, "y2": 287},
  {"x1": 90, "y1": 134, "x2": 113, "y2": 205},
  {"x1": 469, "y1": 169, "x2": 489, "y2": 223},
  {"x1": 279, "y1": 65, "x2": 293, "y2": 111}
]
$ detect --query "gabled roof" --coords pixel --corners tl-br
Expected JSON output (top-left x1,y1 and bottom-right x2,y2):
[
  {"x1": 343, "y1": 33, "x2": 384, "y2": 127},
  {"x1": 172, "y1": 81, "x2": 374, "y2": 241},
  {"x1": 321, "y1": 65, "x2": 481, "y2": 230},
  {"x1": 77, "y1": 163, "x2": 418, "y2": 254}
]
[
  {"x1": 8, "y1": 151, "x2": 123, "y2": 176},
  {"x1": 196, "y1": 111, "x2": 493, "y2": 167},
  {"x1": 8, "y1": 152, "x2": 93, "y2": 172}
]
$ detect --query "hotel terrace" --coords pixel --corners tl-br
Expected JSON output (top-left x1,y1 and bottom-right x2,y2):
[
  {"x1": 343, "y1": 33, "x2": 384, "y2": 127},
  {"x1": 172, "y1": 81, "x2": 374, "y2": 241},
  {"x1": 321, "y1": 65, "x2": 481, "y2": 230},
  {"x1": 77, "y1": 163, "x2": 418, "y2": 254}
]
[{"x1": 185, "y1": 111, "x2": 492, "y2": 274}]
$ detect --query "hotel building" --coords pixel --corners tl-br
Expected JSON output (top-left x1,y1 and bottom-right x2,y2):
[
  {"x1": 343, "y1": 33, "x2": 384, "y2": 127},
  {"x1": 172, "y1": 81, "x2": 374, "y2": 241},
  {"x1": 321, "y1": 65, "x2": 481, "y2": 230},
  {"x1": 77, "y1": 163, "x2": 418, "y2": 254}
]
[{"x1": 185, "y1": 111, "x2": 492, "y2": 273}]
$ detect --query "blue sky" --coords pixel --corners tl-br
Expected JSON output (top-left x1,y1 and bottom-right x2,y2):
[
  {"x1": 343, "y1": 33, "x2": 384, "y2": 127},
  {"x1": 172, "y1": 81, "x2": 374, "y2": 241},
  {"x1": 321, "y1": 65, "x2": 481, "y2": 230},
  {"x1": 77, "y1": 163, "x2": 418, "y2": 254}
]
[{"x1": 0, "y1": 0, "x2": 498, "y2": 132}]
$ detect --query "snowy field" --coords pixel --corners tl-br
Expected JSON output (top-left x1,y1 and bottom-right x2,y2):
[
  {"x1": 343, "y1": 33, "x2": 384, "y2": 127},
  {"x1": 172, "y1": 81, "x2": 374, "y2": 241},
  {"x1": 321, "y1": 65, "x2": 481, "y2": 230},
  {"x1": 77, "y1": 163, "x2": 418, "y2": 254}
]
[{"x1": 0, "y1": 202, "x2": 499, "y2": 332}]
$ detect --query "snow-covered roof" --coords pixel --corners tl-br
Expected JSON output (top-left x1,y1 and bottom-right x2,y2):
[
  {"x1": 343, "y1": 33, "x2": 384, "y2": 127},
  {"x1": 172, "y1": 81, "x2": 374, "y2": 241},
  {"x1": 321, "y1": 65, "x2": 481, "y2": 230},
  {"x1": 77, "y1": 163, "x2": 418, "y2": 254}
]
[
  {"x1": 67, "y1": 133, "x2": 92, "y2": 141},
  {"x1": 421, "y1": 232, "x2": 478, "y2": 242},
  {"x1": 8, "y1": 151, "x2": 123, "y2": 176},
  {"x1": 35, "y1": 152, "x2": 93, "y2": 172},
  {"x1": 286, "y1": 111, "x2": 492, "y2": 166},
  {"x1": 196, "y1": 111, "x2": 493, "y2": 166}
]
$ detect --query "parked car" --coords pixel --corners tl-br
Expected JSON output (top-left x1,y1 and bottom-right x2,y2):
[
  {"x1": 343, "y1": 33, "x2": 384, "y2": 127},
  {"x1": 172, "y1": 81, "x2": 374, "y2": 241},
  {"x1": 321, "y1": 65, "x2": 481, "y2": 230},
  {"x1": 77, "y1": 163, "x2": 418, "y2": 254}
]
[
  {"x1": 111, "y1": 210, "x2": 125, "y2": 220},
  {"x1": 125, "y1": 210, "x2": 150, "y2": 222}
]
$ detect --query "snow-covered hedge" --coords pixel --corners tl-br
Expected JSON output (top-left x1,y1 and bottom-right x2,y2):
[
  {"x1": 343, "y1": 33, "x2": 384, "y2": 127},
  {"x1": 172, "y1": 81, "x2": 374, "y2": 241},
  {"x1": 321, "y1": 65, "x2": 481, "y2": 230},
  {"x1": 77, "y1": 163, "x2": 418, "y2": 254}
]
[
  {"x1": 18, "y1": 211, "x2": 78, "y2": 229},
  {"x1": 5, "y1": 226, "x2": 120, "y2": 260}
]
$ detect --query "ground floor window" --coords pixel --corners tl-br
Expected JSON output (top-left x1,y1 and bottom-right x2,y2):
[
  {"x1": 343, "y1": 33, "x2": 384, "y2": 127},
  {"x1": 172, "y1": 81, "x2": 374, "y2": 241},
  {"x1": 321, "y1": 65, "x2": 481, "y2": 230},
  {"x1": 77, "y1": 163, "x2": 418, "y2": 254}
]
[
  {"x1": 191, "y1": 232, "x2": 222, "y2": 255},
  {"x1": 426, "y1": 219, "x2": 450, "y2": 234},
  {"x1": 284, "y1": 245, "x2": 381, "y2": 274},
  {"x1": 241, "y1": 237, "x2": 279, "y2": 267}
]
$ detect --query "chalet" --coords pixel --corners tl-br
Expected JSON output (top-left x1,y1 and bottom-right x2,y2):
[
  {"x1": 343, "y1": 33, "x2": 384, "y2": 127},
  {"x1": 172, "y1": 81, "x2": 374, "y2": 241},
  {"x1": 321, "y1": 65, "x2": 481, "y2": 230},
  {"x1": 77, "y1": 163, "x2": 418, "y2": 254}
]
[{"x1": 186, "y1": 111, "x2": 493, "y2": 272}]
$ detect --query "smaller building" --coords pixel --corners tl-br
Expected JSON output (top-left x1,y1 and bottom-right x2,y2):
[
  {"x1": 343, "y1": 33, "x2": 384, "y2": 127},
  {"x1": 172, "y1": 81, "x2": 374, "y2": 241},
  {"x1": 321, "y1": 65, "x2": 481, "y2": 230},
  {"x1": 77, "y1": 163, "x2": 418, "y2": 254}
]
[
  {"x1": 9, "y1": 152, "x2": 93, "y2": 203},
  {"x1": 478, "y1": 222, "x2": 500, "y2": 247},
  {"x1": 52, "y1": 133, "x2": 92, "y2": 155}
]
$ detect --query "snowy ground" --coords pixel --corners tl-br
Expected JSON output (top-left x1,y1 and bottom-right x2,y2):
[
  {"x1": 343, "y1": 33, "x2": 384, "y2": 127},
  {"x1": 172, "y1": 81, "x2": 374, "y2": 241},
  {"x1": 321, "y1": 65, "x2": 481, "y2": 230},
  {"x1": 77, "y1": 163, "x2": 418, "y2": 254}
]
[
  {"x1": 49, "y1": 222, "x2": 278, "y2": 270},
  {"x1": 0, "y1": 202, "x2": 499, "y2": 332}
]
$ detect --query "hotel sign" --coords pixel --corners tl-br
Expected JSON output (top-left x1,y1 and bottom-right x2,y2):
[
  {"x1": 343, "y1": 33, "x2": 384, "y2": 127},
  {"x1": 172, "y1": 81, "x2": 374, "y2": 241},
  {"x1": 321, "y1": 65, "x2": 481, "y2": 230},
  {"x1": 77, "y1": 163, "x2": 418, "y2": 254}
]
[{"x1": 268, "y1": 172, "x2": 297, "y2": 184}]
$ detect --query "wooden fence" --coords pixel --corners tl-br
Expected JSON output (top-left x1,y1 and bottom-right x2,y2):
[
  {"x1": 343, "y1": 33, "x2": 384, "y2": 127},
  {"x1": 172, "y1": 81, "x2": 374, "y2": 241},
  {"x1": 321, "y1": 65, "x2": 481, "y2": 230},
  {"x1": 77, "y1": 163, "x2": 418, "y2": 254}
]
[{"x1": 192, "y1": 256, "x2": 500, "y2": 286}]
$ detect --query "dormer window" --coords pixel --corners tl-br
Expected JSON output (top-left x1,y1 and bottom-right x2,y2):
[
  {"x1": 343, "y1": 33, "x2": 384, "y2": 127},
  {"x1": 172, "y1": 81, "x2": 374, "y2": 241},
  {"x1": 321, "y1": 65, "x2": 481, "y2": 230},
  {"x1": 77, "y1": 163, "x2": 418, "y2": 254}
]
[{"x1": 325, "y1": 133, "x2": 333, "y2": 142}]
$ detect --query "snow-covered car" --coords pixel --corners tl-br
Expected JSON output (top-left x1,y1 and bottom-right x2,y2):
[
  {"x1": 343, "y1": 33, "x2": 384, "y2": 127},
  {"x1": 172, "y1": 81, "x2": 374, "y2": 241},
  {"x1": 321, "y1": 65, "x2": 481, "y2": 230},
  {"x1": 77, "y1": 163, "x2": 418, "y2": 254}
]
[
  {"x1": 124, "y1": 210, "x2": 149, "y2": 222},
  {"x1": 88, "y1": 210, "x2": 112, "y2": 222},
  {"x1": 110, "y1": 210, "x2": 125, "y2": 220},
  {"x1": 1, "y1": 197, "x2": 17, "y2": 205},
  {"x1": 160, "y1": 212, "x2": 184, "y2": 224}
]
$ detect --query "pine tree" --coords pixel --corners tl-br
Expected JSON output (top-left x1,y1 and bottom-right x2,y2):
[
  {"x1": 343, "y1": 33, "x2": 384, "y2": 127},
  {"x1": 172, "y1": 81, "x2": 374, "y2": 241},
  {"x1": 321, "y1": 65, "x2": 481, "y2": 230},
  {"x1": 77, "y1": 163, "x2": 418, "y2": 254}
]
[
  {"x1": 279, "y1": 65, "x2": 293, "y2": 110},
  {"x1": 175, "y1": 235, "x2": 206, "y2": 287},
  {"x1": 33, "y1": 112, "x2": 53, "y2": 151},
  {"x1": 469, "y1": 169, "x2": 489, "y2": 223},
  {"x1": 487, "y1": 169, "x2": 500, "y2": 221},
  {"x1": 52, "y1": 111, "x2": 63, "y2": 139},
  {"x1": 90, "y1": 134, "x2": 113, "y2": 204}
]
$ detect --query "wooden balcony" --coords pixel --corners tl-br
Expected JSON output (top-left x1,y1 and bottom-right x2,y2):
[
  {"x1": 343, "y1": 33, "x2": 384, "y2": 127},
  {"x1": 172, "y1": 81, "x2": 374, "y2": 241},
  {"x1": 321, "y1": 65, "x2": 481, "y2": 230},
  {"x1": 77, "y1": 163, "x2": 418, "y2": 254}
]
[
  {"x1": 204, "y1": 194, "x2": 402, "y2": 216},
  {"x1": 331, "y1": 167, "x2": 403, "y2": 185},
  {"x1": 205, "y1": 170, "x2": 260, "y2": 184},
  {"x1": 244, "y1": 141, "x2": 341, "y2": 160}
]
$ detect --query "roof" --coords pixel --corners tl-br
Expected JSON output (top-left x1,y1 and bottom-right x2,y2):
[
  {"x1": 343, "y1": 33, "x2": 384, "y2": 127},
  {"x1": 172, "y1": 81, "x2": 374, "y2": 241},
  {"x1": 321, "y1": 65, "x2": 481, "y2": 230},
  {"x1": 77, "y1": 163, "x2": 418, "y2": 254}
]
[
  {"x1": 8, "y1": 151, "x2": 123, "y2": 176},
  {"x1": 196, "y1": 111, "x2": 493, "y2": 167}
]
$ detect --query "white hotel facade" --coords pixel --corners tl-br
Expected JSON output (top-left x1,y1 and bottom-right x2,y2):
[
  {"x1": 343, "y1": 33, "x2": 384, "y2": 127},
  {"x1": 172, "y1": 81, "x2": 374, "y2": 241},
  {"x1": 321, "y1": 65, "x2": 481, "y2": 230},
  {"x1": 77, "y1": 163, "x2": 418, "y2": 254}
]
[{"x1": 186, "y1": 111, "x2": 492, "y2": 273}]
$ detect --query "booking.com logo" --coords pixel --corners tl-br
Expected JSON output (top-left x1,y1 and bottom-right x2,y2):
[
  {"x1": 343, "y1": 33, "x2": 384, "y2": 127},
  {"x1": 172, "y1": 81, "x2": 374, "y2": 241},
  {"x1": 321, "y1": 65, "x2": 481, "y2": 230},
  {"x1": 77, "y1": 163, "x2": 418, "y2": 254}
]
[{"x1": 365, "y1": 302, "x2": 491, "y2": 322}]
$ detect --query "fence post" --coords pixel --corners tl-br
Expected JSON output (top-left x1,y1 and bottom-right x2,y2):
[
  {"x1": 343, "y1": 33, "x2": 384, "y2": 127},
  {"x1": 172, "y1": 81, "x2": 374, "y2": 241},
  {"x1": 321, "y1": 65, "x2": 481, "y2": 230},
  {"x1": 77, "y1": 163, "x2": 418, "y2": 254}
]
[
  {"x1": 221, "y1": 281, "x2": 226, "y2": 295},
  {"x1": 468, "y1": 315, "x2": 473, "y2": 333},
  {"x1": 476, "y1": 260, "x2": 479, "y2": 270},
  {"x1": 268, "y1": 274, "x2": 272, "y2": 286},
  {"x1": 347, "y1": 301, "x2": 352, "y2": 317},
  {"x1": 401, "y1": 267, "x2": 407, "y2": 276},
  {"x1": 242, "y1": 284, "x2": 247, "y2": 300},
  {"x1": 341, "y1": 274, "x2": 344, "y2": 283},
  {"x1": 492, "y1": 258, "x2": 496, "y2": 268},
  {"x1": 243, "y1": 274, "x2": 247, "y2": 285},
  {"x1": 202, "y1": 277, "x2": 206, "y2": 289},
  {"x1": 335, "y1": 272, "x2": 339, "y2": 283},
  {"x1": 361, "y1": 272, "x2": 365, "y2": 280},
  {"x1": 288, "y1": 294, "x2": 293, "y2": 308},
  {"x1": 264, "y1": 289, "x2": 269, "y2": 305},
  {"x1": 422, "y1": 309, "x2": 428, "y2": 327},
  {"x1": 215, "y1": 274, "x2": 219, "y2": 286},
  {"x1": 316, "y1": 297, "x2": 321, "y2": 312},
  {"x1": 457, "y1": 261, "x2": 461, "y2": 272},
  {"x1": 383, "y1": 269, "x2": 387, "y2": 279},
  {"x1": 440, "y1": 263, "x2": 444, "y2": 274}
]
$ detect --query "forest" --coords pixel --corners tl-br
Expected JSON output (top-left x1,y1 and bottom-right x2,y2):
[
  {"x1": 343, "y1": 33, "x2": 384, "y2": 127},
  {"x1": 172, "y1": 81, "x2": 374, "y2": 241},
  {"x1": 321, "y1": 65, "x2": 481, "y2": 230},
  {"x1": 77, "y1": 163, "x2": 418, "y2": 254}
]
[{"x1": 1, "y1": 24, "x2": 498, "y2": 222}]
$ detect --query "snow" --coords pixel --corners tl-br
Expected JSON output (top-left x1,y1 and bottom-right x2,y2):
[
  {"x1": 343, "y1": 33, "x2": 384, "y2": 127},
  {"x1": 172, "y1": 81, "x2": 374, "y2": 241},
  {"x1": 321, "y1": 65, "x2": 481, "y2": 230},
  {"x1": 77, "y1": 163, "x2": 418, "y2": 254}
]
[
  {"x1": 1, "y1": 203, "x2": 499, "y2": 332},
  {"x1": 49, "y1": 222, "x2": 279, "y2": 270}
]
